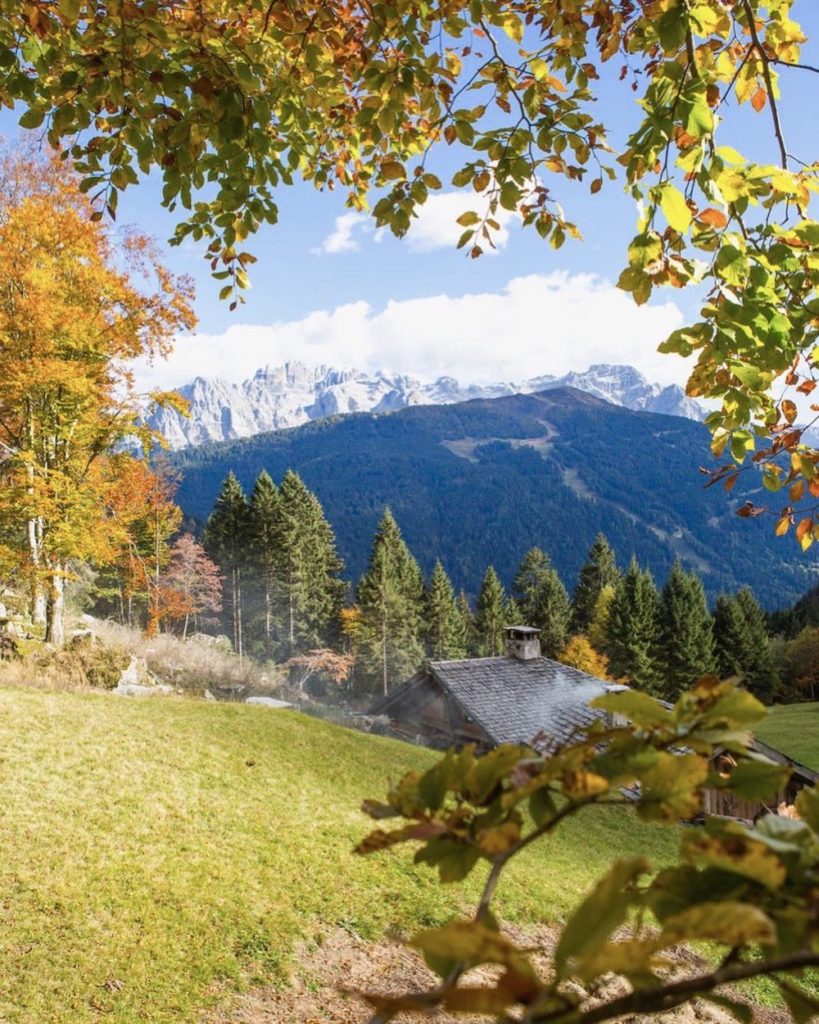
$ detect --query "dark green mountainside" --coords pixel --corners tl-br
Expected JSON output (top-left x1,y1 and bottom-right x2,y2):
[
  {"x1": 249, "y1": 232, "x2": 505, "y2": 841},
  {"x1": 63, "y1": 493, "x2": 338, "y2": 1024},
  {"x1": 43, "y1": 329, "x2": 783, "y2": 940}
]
[{"x1": 171, "y1": 388, "x2": 815, "y2": 607}]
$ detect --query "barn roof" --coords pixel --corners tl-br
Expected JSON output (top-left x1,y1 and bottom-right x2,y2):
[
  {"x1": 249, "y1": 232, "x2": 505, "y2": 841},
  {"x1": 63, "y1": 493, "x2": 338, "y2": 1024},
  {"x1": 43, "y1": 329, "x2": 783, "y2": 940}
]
[{"x1": 371, "y1": 655, "x2": 620, "y2": 749}]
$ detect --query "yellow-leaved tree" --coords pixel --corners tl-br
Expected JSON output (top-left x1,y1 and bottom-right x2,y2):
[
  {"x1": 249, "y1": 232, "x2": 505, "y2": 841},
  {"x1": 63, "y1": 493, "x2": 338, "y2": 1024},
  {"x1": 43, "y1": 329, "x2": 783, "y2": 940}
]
[{"x1": 0, "y1": 148, "x2": 195, "y2": 645}]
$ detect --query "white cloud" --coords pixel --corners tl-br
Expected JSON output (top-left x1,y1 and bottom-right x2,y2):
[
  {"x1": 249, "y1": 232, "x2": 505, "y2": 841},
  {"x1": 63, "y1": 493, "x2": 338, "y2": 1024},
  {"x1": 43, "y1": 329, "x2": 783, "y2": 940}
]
[
  {"x1": 133, "y1": 272, "x2": 687, "y2": 392},
  {"x1": 405, "y1": 190, "x2": 516, "y2": 253},
  {"x1": 312, "y1": 190, "x2": 518, "y2": 256},
  {"x1": 311, "y1": 211, "x2": 371, "y2": 255}
]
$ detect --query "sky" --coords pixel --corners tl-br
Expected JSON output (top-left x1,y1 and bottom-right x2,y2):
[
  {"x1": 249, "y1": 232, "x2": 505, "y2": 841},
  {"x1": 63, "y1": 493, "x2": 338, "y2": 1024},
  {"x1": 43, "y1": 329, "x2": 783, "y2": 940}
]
[{"x1": 5, "y1": 8, "x2": 819, "y2": 392}]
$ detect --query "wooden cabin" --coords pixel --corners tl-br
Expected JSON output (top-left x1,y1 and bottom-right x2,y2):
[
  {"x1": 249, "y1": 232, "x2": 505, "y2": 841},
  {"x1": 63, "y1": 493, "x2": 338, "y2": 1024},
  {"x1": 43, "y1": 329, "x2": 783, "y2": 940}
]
[
  {"x1": 369, "y1": 626, "x2": 621, "y2": 753},
  {"x1": 370, "y1": 626, "x2": 817, "y2": 822}
]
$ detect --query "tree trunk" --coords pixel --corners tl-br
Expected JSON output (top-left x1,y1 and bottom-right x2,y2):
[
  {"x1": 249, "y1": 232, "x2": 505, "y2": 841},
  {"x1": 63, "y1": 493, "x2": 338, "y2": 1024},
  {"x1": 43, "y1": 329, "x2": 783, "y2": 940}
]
[
  {"x1": 265, "y1": 585, "x2": 271, "y2": 651},
  {"x1": 382, "y1": 613, "x2": 388, "y2": 696},
  {"x1": 45, "y1": 568, "x2": 65, "y2": 647},
  {"x1": 183, "y1": 611, "x2": 189, "y2": 639}
]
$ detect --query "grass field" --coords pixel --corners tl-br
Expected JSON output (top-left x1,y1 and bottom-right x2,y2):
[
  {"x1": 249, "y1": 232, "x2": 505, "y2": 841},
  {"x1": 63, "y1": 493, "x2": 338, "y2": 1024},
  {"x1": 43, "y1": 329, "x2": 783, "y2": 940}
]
[
  {"x1": 0, "y1": 687, "x2": 678, "y2": 1024},
  {"x1": 756, "y1": 701, "x2": 819, "y2": 771}
]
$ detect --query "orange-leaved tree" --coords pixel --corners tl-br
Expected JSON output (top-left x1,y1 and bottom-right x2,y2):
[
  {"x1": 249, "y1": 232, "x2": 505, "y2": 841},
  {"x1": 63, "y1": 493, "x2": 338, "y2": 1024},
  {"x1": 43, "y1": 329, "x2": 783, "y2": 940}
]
[{"x1": 0, "y1": 148, "x2": 195, "y2": 645}]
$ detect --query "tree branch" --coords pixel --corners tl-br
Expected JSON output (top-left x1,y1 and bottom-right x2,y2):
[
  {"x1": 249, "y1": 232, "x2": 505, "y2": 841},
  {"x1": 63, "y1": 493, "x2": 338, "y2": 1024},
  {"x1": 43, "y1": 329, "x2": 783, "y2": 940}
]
[{"x1": 742, "y1": 0, "x2": 788, "y2": 168}]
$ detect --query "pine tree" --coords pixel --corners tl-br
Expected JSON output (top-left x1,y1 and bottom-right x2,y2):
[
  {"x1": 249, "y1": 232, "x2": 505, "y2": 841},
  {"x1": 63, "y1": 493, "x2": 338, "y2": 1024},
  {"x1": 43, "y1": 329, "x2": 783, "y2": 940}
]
[
  {"x1": 276, "y1": 470, "x2": 344, "y2": 656},
  {"x1": 203, "y1": 471, "x2": 250, "y2": 658},
  {"x1": 249, "y1": 470, "x2": 280, "y2": 655},
  {"x1": 713, "y1": 588, "x2": 777, "y2": 703},
  {"x1": 356, "y1": 508, "x2": 425, "y2": 694},
  {"x1": 514, "y1": 548, "x2": 571, "y2": 657},
  {"x1": 588, "y1": 584, "x2": 616, "y2": 654},
  {"x1": 657, "y1": 560, "x2": 715, "y2": 699},
  {"x1": 605, "y1": 558, "x2": 661, "y2": 691},
  {"x1": 571, "y1": 534, "x2": 620, "y2": 633},
  {"x1": 425, "y1": 561, "x2": 463, "y2": 660},
  {"x1": 454, "y1": 591, "x2": 476, "y2": 658},
  {"x1": 475, "y1": 565, "x2": 507, "y2": 656}
]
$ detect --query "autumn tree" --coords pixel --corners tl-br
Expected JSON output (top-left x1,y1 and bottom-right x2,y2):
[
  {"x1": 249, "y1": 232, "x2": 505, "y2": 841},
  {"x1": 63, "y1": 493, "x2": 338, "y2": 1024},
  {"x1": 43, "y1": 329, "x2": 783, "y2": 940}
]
[
  {"x1": 159, "y1": 534, "x2": 222, "y2": 638},
  {"x1": 103, "y1": 457, "x2": 182, "y2": 631},
  {"x1": 558, "y1": 634, "x2": 611, "y2": 680},
  {"x1": 0, "y1": 148, "x2": 194, "y2": 644}
]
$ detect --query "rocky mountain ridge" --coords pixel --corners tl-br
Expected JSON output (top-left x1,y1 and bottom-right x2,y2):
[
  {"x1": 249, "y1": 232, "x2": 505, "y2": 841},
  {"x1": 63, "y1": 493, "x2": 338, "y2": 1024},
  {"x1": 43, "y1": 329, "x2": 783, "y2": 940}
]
[{"x1": 148, "y1": 361, "x2": 705, "y2": 448}]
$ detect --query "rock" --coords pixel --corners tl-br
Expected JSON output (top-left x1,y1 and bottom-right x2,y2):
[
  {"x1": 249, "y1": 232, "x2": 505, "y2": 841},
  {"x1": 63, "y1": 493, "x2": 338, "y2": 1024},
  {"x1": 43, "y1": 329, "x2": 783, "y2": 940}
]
[
  {"x1": 113, "y1": 655, "x2": 173, "y2": 697},
  {"x1": 203, "y1": 689, "x2": 217, "y2": 701},
  {"x1": 245, "y1": 696, "x2": 292, "y2": 709},
  {"x1": 0, "y1": 602, "x2": 8, "y2": 618}
]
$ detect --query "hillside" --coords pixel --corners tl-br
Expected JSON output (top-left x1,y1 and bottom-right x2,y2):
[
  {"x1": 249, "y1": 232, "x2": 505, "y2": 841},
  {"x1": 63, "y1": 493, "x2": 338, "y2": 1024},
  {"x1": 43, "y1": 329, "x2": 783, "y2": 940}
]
[
  {"x1": 171, "y1": 388, "x2": 813, "y2": 607},
  {"x1": 757, "y1": 703, "x2": 819, "y2": 771},
  {"x1": 0, "y1": 687, "x2": 675, "y2": 1024}
]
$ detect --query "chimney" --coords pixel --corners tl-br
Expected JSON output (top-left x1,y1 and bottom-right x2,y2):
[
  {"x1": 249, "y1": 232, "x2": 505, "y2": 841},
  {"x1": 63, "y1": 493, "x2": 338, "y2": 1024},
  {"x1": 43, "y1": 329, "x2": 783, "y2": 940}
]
[{"x1": 504, "y1": 626, "x2": 542, "y2": 661}]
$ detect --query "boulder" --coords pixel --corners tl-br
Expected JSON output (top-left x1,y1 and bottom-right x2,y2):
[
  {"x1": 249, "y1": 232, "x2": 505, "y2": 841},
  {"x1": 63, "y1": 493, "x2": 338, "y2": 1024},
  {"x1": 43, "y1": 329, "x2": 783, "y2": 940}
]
[
  {"x1": 245, "y1": 696, "x2": 292, "y2": 709},
  {"x1": 113, "y1": 655, "x2": 174, "y2": 697}
]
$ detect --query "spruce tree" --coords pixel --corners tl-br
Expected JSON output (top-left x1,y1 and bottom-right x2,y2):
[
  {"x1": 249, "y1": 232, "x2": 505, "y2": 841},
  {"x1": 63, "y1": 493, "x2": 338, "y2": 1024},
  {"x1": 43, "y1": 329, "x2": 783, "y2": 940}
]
[
  {"x1": 356, "y1": 508, "x2": 425, "y2": 694},
  {"x1": 605, "y1": 558, "x2": 661, "y2": 691},
  {"x1": 425, "y1": 561, "x2": 463, "y2": 661},
  {"x1": 713, "y1": 588, "x2": 777, "y2": 703},
  {"x1": 657, "y1": 560, "x2": 715, "y2": 699},
  {"x1": 249, "y1": 470, "x2": 280, "y2": 655},
  {"x1": 203, "y1": 471, "x2": 250, "y2": 658},
  {"x1": 571, "y1": 534, "x2": 620, "y2": 633},
  {"x1": 514, "y1": 547, "x2": 571, "y2": 657},
  {"x1": 275, "y1": 470, "x2": 344, "y2": 656},
  {"x1": 454, "y1": 590, "x2": 476, "y2": 658},
  {"x1": 475, "y1": 565, "x2": 506, "y2": 656}
]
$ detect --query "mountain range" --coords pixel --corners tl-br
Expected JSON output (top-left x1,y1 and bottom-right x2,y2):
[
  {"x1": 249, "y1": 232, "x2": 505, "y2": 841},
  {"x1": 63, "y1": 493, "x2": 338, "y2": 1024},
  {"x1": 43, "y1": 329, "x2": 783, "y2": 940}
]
[
  {"x1": 149, "y1": 361, "x2": 705, "y2": 448},
  {"x1": 170, "y1": 387, "x2": 812, "y2": 608}
]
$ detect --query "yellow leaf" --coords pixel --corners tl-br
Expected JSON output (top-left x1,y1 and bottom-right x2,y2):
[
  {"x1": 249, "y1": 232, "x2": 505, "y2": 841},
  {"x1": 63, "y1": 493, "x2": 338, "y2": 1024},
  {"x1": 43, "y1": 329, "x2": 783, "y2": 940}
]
[{"x1": 660, "y1": 184, "x2": 692, "y2": 233}]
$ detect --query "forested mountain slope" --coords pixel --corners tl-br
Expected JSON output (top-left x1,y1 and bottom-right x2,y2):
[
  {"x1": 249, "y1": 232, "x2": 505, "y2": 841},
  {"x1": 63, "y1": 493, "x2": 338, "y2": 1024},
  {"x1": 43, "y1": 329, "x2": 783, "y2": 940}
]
[{"x1": 172, "y1": 388, "x2": 813, "y2": 607}]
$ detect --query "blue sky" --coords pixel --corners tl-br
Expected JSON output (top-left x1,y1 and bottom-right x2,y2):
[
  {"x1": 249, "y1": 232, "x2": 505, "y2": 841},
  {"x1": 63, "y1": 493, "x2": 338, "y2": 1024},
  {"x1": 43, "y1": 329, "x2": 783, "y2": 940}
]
[{"x1": 5, "y1": 6, "x2": 819, "y2": 390}]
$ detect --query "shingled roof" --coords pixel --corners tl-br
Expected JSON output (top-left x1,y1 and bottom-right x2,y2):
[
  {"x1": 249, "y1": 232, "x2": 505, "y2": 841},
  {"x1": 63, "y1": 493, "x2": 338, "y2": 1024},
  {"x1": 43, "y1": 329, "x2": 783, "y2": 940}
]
[{"x1": 371, "y1": 654, "x2": 621, "y2": 749}]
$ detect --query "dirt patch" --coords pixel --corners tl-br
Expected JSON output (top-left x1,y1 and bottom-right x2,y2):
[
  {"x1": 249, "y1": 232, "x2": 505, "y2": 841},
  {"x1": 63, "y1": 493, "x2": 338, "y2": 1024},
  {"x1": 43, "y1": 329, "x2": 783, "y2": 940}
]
[{"x1": 204, "y1": 926, "x2": 788, "y2": 1024}]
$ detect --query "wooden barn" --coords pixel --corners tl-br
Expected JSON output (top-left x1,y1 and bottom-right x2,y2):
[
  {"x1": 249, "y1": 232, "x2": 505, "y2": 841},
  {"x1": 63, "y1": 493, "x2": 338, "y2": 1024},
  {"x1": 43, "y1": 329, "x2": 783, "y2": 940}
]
[{"x1": 370, "y1": 626, "x2": 817, "y2": 822}]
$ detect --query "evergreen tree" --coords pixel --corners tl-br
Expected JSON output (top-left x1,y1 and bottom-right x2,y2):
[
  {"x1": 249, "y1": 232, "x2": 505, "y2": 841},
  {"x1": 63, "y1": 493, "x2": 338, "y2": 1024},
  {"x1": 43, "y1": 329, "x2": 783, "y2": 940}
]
[
  {"x1": 504, "y1": 596, "x2": 523, "y2": 630},
  {"x1": 514, "y1": 547, "x2": 571, "y2": 658},
  {"x1": 356, "y1": 508, "x2": 425, "y2": 694},
  {"x1": 657, "y1": 560, "x2": 715, "y2": 699},
  {"x1": 588, "y1": 584, "x2": 616, "y2": 654},
  {"x1": 475, "y1": 566, "x2": 506, "y2": 656},
  {"x1": 275, "y1": 470, "x2": 345, "y2": 656},
  {"x1": 605, "y1": 558, "x2": 661, "y2": 691},
  {"x1": 454, "y1": 590, "x2": 476, "y2": 658},
  {"x1": 571, "y1": 534, "x2": 620, "y2": 633},
  {"x1": 203, "y1": 471, "x2": 250, "y2": 658},
  {"x1": 425, "y1": 561, "x2": 464, "y2": 660},
  {"x1": 249, "y1": 470, "x2": 280, "y2": 655},
  {"x1": 713, "y1": 589, "x2": 777, "y2": 703}
]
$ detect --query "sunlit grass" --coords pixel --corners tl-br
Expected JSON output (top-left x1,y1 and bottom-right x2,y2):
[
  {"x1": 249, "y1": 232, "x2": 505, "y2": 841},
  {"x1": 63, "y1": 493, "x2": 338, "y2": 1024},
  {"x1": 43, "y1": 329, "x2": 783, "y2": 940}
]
[
  {"x1": 0, "y1": 686, "x2": 677, "y2": 1024},
  {"x1": 757, "y1": 702, "x2": 819, "y2": 771}
]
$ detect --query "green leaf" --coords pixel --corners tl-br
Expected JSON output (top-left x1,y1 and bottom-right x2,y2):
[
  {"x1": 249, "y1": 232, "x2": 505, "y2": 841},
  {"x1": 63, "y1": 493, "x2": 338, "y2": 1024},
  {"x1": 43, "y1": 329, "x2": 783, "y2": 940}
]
[
  {"x1": 555, "y1": 857, "x2": 650, "y2": 978},
  {"x1": 591, "y1": 690, "x2": 673, "y2": 729},
  {"x1": 727, "y1": 759, "x2": 791, "y2": 801},
  {"x1": 411, "y1": 920, "x2": 534, "y2": 980},
  {"x1": 19, "y1": 108, "x2": 45, "y2": 129},
  {"x1": 661, "y1": 901, "x2": 776, "y2": 947},
  {"x1": 682, "y1": 827, "x2": 786, "y2": 889},
  {"x1": 637, "y1": 753, "x2": 709, "y2": 823},
  {"x1": 414, "y1": 838, "x2": 480, "y2": 882},
  {"x1": 659, "y1": 184, "x2": 692, "y2": 233}
]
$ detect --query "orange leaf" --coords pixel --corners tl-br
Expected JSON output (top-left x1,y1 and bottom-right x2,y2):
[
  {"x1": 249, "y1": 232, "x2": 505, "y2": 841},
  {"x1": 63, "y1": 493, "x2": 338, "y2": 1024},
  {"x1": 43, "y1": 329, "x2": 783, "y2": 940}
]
[
  {"x1": 781, "y1": 399, "x2": 798, "y2": 425},
  {"x1": 751, "y1": 87, "x2": 767, "y2": 113},
  {"x1": 796, "y1": 517, "x2": 813, "y2": 543},
  {"x1": 775, "y1": 515, "x2": 791, "y2": 537},
  {"x1": 699, "y1": 208, "x2": 728, "y2": 229}
]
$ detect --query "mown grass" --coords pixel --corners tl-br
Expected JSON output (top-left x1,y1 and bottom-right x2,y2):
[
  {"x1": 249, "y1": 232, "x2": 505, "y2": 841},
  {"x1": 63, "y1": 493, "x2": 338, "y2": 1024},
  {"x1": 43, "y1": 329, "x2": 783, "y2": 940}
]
[
  {"x1": 0, "y1": 686, "x2": 677, "y2": 1024},
  {"x1": 757, "y1": 701, "x2": 819, "y2": 771}
]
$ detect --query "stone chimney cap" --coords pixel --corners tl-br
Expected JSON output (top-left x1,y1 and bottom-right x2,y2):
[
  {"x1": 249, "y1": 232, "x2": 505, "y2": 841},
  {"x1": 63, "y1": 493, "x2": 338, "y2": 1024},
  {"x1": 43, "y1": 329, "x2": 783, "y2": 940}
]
[{"x1": 505, "y1": 625, "x2": 541, "y2": 637}]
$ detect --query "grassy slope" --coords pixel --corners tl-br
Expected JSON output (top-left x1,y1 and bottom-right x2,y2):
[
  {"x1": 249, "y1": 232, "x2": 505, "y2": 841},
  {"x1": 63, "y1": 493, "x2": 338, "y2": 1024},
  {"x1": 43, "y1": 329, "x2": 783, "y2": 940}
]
[
  {"x1": 757, "y1": 702, "x2": 819, "y2": 771},
  {"x1": 0, "y1": 687, "x2": 676, "y2": 1024}
]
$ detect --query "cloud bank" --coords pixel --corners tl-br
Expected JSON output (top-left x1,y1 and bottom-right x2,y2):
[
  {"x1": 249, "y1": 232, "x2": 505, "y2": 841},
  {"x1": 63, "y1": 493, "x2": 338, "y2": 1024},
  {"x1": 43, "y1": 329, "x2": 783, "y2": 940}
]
[{"x1": 133, "y1": 272, "x2": 687, "y2": 391}]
